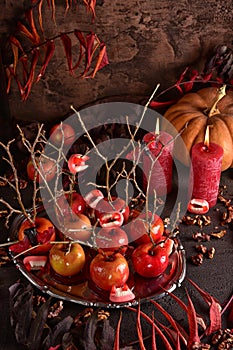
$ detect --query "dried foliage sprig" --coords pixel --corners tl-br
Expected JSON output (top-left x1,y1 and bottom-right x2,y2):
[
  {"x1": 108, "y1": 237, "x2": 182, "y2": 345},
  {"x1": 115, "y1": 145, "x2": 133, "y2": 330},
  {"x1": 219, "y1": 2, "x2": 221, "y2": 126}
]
[
  {"x1": 150, "y1": 45, "x2": 233, "y2": 111},
  {"x1": 3, "y1": 1, "x2": 108, "y2": 100}
]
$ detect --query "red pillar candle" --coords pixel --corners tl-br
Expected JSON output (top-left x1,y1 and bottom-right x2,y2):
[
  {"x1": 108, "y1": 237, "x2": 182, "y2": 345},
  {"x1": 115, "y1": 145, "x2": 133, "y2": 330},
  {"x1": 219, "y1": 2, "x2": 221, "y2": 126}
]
[
  {"x1": 191, "y1": 128, "x2": 223, "y2": 208},
  {"x1": 143, "y1": 129, "x2": 174, "y2": 197}
]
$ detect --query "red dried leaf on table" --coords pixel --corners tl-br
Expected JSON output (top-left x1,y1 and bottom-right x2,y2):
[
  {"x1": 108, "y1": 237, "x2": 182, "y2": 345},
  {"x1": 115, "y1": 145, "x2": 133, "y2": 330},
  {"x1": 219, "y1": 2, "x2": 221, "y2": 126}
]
[
  {"x1": 60, "y1": 34, "x2": 75, "y2": 76},
  {"x1": 150, "y1": 300, "x2": 187, "y2": 346},
  {"x1": 136, "y1": 303, "x2": 146, "y2": 350},
  {"x1": 155, "y1": 320, "x2": 181, "y2": 349},
  {"x1": 151, "y1": 311, "x2": 157, "y2": 350},
  {"x1": 187, "y1": 278, "x2": 222, "y2": 336},
  {"x1": 127, "y1": 306, "x2": 173, "y2": 350},
  {"x1": 113, "y1": 311, "x2": 122, "y2": 350},
  {"x1": 186, "y1": 289, "x2": 201, "y2": 350},
  {"x1": 36, "y1": 40, "x2": 55, "y2": 82}
]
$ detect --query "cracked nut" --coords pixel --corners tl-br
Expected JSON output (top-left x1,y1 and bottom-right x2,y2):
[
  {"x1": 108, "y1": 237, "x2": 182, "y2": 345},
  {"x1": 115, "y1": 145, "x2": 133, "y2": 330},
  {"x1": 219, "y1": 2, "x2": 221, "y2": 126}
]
[{"x1": 191, "y1": 253, "x2": 204, "y2": 266}]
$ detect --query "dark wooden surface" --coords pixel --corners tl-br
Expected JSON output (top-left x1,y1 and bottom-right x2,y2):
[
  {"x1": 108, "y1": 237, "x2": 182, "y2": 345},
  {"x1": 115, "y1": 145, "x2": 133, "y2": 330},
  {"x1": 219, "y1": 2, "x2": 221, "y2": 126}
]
[{"x1": 0, "y1": 167, "x2": 233, "y2": 350}]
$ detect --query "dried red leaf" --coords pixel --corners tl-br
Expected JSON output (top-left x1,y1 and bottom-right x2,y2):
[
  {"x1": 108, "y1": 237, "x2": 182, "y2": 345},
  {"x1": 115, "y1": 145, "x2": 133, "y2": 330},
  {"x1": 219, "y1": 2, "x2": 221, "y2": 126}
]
[
  {"x1": 136, "y1": 303, "x2": 146, "y2": 350},
  {"x1": 36, "y1": 40, "x2": 55, "y2": 82},
  {"x1": 113, "y1": 311, "x2": 122, "y2": 350},
  {"x1": 182, "y1": 70, "x2": 199, "y2": 92},
  {"x1": 83, "y1": 0, "x2": 96, "y2": 19},
  {"x1": 19, "y1": 55, "x2": 29, "y2": 85},
  {"x1": 127, "y1": 306, "x2": 173, "y2": 350},
  {"x1": 155, "y1": 320, "x2": 181, "y2": 349},
  {"x1": 91, "y1": 42, "x2": 109, "y2": 77},
  {"x1": 150, "y1": 99, "x2": 178, "y2": 109},
  {"x1": 38, "y1": 0, "x2": 44, "y2": 33},
  {"x1": 60, "y1": 34, "x2": 75, "y2": 76},
  {"x1": 187, "y1": 278, "x2": 222, "y2": 336},
  {"x1": 186, "y1": 289, "x2": 201, "y2": 349},
  {"x1": 151, "y1": 312, "x2": 157, "y2": 350},
  {"x1": 23, "y1": 48, "x2": 40, "y2": 100},
  {"x1": 17, "y1": 21, "x2": 36, "y2": 44},
  {"x1": 150, "y1": 300, "x2": 187, "y2": 346},
  {"x1": 26, "y1": 9, "x2": 41, "y2": 45}
]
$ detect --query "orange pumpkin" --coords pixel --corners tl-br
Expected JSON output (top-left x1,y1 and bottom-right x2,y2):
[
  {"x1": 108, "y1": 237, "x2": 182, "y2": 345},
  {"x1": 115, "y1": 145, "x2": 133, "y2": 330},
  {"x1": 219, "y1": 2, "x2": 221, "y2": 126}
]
[{"x1": 163, "y1": 85, "x2": 233, "y2": 171}]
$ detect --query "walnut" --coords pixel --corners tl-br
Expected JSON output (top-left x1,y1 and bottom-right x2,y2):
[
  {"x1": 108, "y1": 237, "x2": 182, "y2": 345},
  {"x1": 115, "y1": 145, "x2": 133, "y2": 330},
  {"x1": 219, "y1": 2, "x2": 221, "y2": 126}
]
[
  {"x1": 220, "y1": 205, "x2": 233, "y2": 226},
  {"x1": 195, "y1": 244, "x2": 207, "y2": 254},
  {"x1": 192, "y1": 232, "x2": 211, "y2": 242},
  {"x1": 191, "y1": 253, "x2": 204, "y2": 266},
  {"x1": 206, "y1": 247, "x2": 216, "y2": 259}
]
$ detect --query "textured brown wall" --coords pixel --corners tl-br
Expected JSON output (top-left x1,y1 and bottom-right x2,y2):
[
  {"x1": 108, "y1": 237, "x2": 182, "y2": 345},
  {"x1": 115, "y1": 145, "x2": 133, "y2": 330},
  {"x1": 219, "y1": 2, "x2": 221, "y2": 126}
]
[{"x1": 1, "y1": 0, "x2": 233, "y2": 122}]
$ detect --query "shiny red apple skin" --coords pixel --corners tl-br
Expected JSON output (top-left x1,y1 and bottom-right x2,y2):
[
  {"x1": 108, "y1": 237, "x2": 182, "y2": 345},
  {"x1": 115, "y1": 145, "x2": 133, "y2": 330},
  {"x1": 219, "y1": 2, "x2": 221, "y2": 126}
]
[
  {"x1": 49, "y1": 123, "x2": 76, "y2": 146},
  {"x1": 55, "y1": 192, "x2": 86, "y2": 219},
  {"x1": 90, "y1": 251, "x2": 129, "y2": 291},
  {"x1": 27, "y1": 158, "x2": 56, "y2": 183},
  {"x1": 95, "y1": 197, "x2": 129, "y2": 224},
  {"x1": 131, "y1": 242, "x2": 169, "y2": 278},
  {"x1": 95, "y1": 227, "x2": 129, "y2": 251},
  {"x1": 49, "y1": 242, "x2": 85, "y2": 276},
  {"x1": 16, "y1": 217, "x2": 56, "y2": 254},
  {"x1": 129, "y1": 212, "x2": 164, "y2": 245},
  {"x1": 60, "y1": 213, "x2": 92, "y2": 242}
]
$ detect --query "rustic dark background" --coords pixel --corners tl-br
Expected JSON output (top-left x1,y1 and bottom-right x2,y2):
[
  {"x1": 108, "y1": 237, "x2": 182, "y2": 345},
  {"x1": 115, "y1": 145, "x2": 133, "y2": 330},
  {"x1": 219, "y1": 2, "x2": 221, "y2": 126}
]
[{"x1": 1, "y1": 0, "x2": 233, "y2": 122}]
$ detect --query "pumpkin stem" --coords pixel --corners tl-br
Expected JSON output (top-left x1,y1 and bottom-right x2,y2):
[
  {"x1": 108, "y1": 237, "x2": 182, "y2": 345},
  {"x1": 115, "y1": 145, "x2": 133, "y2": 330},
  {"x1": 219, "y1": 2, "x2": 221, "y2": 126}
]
[{"x1": 205, "y1": 85, "x2": 226, "y2": 117}]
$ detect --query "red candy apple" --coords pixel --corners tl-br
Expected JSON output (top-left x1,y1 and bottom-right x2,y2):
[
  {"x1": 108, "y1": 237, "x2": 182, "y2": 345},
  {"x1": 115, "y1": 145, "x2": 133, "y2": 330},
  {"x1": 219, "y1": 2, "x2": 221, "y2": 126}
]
[
  {"x1": 90, "y1": 251, "x2": 129, "y2": 291},
  {"x1": 129, "y1": 212, "x2": 164, "y2": 245},
  {"x1": 49, "y1": 242, "x2": 85, "y2": 276},
  {"x1": 95, "y1": 227, "x2": 128, "y2": 251},
  {"x1": 27, "y1": 157, "x2": 57, "y2": 183},
  {"x1": 55, "y1": 192, "x2": 86, "y2": 219},
  {"x1": 131, "y1": 242, "x2": 169, "y2": 278},
  {"x1": 60, "y1": 213, "x2": 92, "y2": 242},
  {"x1": 10, "y1": 217, "x2": 56, "y2": 255},
  {"x1": 49, "y1": 123, "x2": 76, "y2": 146}
]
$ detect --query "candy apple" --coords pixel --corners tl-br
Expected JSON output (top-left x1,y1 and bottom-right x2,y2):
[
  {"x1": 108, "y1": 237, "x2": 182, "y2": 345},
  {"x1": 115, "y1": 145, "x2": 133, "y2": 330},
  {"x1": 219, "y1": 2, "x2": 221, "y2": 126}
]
[
  {"x1": 49, "y1": 242, "x2": 85, "y2": 276},
  {"x1": 10, "y1": 217, "x2": 56, "y2": 255},
  {"x1": 55, "y1": 192, "x2": 86, "y2": 219},
  {"x1": 90, "y1": 251, "x2": 129, "y2": 291},
  {"x1": 95, "y1": 227, "x2": 129, "y2": 251},
  {"x1": 27, "y1": 157, "x2": 56, "y2": 183},
  {"x1": 49, "y1": 123, "x2": 76, "y2": 146},
  {"x1": 129, "y1": 212, "x2": 164, "y2": 245},
  {"x1": 60, "y1": 213, "x2": 92, "y2": 242},
  {"x1": 131, "y1": 242, "x2": 169, "y2": 278}
]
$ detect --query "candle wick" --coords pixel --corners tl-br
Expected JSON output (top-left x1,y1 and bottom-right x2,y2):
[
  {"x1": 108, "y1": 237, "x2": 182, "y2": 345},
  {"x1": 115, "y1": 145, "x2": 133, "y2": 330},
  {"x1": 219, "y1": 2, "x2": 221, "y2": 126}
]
[
  {"x1": 204, "y1": 125, "x2": 210, "y2": 149},
  {"x1": 155, "y1": 118, "x2": 159, "y2": 135}
]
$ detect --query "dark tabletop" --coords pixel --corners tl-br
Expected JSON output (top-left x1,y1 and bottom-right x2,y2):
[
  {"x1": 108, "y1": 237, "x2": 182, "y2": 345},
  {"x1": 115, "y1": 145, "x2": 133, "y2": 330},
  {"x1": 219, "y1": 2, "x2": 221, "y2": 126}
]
[{"x1": 0, "y1": 166, "x2": 233, "y2": 350}]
